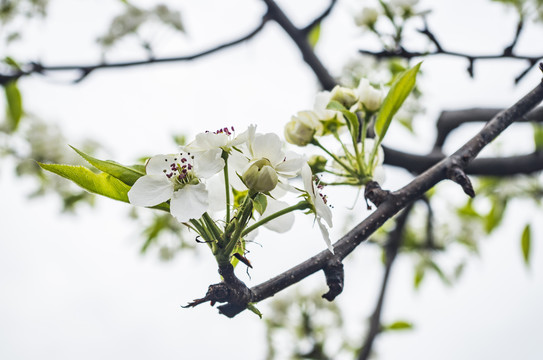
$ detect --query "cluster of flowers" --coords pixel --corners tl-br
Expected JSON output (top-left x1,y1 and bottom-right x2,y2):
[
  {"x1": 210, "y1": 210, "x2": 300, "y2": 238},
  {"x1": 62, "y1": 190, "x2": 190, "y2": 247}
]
[
  {"x1": 127, "y1": 125, "x2": 335, "y2": 260},
  {"x1": 355, "y1": 0, "x2": 420, "y2": 29},
  {"x1": 284, "y1": 79, "x2": 386, "y2": 187}
]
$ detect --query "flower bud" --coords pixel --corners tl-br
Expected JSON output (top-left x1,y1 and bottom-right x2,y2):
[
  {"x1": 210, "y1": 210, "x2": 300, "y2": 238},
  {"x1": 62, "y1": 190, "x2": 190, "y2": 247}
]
[
  {"x1": 307, "y1": 155, "x2": 327, "y2": 174},
  {"x1": 330, "y1": 85, "x2": 358, "y2": 109},
  {"x1": 355, "y1": 7, "x2": 379, "y2": 28},
  {"x1": 285, "y1": 111, "x2": 323, "y2": 146},
  {"x1": 356, "y1": 79, "x2": 383, "y2": 112},
  {"x1": 242, "y1": 159, "x2": 278, "y2": 193}
]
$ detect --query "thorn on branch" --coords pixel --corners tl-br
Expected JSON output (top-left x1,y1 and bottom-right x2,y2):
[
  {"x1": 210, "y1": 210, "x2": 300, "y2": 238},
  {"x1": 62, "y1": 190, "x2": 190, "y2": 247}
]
[
  {"x1": 322, "y1": 258, "x2": 344, "y2": 301},
  {"x1": 364, "y1": 181, "x2": 391, "y2": 209},
  {"x1": 447, "y1": 166, "x2": 475, "y2": 197}
]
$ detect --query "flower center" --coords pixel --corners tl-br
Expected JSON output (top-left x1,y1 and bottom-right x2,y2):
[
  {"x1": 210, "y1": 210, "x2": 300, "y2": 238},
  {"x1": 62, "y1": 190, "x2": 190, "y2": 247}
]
[{"x1": 161, "y1": 152, "x2": 197, "y2": 189}]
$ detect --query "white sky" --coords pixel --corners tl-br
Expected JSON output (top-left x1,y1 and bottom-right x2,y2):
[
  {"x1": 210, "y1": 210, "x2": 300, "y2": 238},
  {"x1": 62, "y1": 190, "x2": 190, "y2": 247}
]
[{"x1": 1, "y1": 0, "x2": 543, "y2": 359}]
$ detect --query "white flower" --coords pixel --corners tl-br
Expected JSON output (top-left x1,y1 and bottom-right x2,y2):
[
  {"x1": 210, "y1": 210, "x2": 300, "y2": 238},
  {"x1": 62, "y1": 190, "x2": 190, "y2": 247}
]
[
  {"x1": 128, "y1": 149, "x2": 224, "y2": 222},
  {"x1": 356, "y1": 78, "x2": 383, "y2": 112},
  {"x1": 355, "y1": 7, "x2": 379, "y2": 28},
  {"x1": 301, "y1": 163, "x2": 334, "y2": 253},
  {"x1": 237, "y1": 132, "x2": 305, "y2": 193},
  {"x1": 285, "y1": 111, "x2": 323, "y2": 146},
  {"x1": 185, "y1": 125, "x2": 254, "y2": 153},
  {"x1": 313, "y1": 90, "x2": 341, "y2": 121}
]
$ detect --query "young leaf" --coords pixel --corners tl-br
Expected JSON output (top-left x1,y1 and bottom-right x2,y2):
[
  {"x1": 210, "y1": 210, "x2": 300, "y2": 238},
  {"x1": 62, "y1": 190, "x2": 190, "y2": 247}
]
[
  {"x1": 4, "y1": 80, "x2": 23, "y2": 131},
  {"x1": 246, "y1": 303, "x2": 263, "y2": 319},
  {"x1": 383, "y1": 321, "x2": 414, "y2": 331},
  {"x1": 533, "y1": 123, "x2": 543, "y2": 150},
  {"x1": 39, "y1": 163, "x2": 131, "y2": 203},
  {"x1": 307, "y1": 23, "x2": 321, "y2": 48},
  {"x1": 327, "y1": 100, "x2": 360, "y2": 142},
  {"x1": 521, "y1": 224, "x2": 531, "y2": 266},
  {"x1": 70, "y1": 146, "x2": 145, "y2": 186},
  {"x1": 374, "y1": 62, "x2": 421, "y2": 142}
]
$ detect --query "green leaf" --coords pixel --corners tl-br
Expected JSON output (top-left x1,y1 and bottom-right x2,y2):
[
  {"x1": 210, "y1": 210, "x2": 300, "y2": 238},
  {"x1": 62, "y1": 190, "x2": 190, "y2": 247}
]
[
  {"x1": 521, "y1": 224, "x2": 531, "y2": 266},
  {"x1": 3, "y1": 56, "x2": 22, "y2": 70},
  {"x1": 253, "y1": 193, "x2": 268, "y2": 215},
  {"x1": 39, "y1": 163, "x2": 131, "y2": 203},
  {"x1": 484, "y1": 197, "x2": 507, "y2": 234},
  {"x1": 327, "y1": 100, "x2": 359, "y2": 142},
  {"x1": 247, "y1": 303, "x2": 263, "y2": 319},
  {"x1": 70, "y1": 146, "x2": 145, "y2": 186},
  {"x1": 307, "y1": 23, "x2": 321, "y2": 48},
  {"x1": 374, "y1": 62, "x2": 421, "y2": 142},
  {"x1": 533, "y1": 123, "x2": 543, "y2": 150},
  {"x1": 414, "y1": 262, "x2": 425, "y2": 289},
  {"x1": 427, "y1": 259, "x2": 451, "y2": 286},
  {"x1": 383, "y1": 321, "x2": 413, "y2": 331},
  {"x1": 4, "y1": 80, "x2": 23, "y2": 131}
]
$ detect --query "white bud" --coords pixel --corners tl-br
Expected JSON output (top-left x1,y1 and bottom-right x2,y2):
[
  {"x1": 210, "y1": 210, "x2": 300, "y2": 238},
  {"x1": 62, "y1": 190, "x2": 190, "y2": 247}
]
[
  {"x1": 356, "y1": 78, "x2": 383, "y2": 112},
  {"x1": 284, "y1": 111, "x2": 323, "y2": 146},
  {"x1": 355, "y1": 7, "x2": 379, "y2": 28}
]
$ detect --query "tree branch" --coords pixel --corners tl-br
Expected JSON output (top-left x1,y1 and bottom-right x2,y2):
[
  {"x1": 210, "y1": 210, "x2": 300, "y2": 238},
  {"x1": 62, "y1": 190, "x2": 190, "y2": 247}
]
[
  {"x1": 358, "y1": 205, "x2": 413, "y2": 360},
  {"x1": 262, "y1": 0, "x2": 337, "y2": 90},
  {"x1": 0, "y1": 16, "x2": 270, "y2": 85},
  {"x1": 215, "y1": 81, "x2": 543, "y2": 317},
  {"x1": 433, "y1": 106, "x2": 543, "y2": 150}
]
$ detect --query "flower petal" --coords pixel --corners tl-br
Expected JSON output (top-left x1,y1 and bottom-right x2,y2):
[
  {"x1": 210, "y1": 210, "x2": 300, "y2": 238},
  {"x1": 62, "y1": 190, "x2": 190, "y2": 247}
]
[
  {"x1": 317, "y1": 218, "x2": 334, "y2": 253},
  {"x1": 261, "y1": 199, "x2": 295, "y2": 233},
  {"x1": 192, "y1": 148, "x2": 225, "y2": 178},
  {"x1": 251, "y1": 133, "x2": 284, "y2": 164},
  {"x1": 145, "y1": 154, "x2": 178, "y2": 175},
  {"x1": 170, "y1": 183, "x2": 209, "y2": 222},
  {"x1": 128, "y1": 175, "x2": 173, "y2": 207}
]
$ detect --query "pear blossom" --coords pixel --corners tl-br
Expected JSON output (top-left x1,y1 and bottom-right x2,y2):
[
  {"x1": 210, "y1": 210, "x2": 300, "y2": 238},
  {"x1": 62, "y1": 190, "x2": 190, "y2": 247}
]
[
  {"x1": 355, "y1": 7, "x2": 379, "y2": 28},
  {"x1": 285, "y1": 111, "x2": 323, "y2": 146},
  {"x1": 301, "y1": 164, "x2": 334, "y2": 253},
  {"x1": 128, "y1": 149, "x2": 224, "y2": 222},
  {"x1": 313, "y1": 90, "x2": 341, "y2": 121},
  {"x1": 185, "y1": 125, "x2": 254, "y2": 153},
  {"x1": 356, "y1": 79, "x2": 383, "y2": 112},
  {"x1": 237, "y1": 132, "x2": 305, "y2": 193}
]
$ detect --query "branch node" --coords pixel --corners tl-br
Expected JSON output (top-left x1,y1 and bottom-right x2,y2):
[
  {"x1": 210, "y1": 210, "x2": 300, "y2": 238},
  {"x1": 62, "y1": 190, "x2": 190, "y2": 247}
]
[
  {"x1": 447, "y1": 166, "x2": 475, "y2": 197},
  {"x1": 364, "y1": 181, "x2": 390, "y2": 208},
  {"x1": 322, "y1": 257, "x2": 344, "y2": 301}
]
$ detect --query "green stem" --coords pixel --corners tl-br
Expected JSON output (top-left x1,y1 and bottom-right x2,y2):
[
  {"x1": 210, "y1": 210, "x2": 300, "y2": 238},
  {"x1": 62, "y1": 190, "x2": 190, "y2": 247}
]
[
  {"x1": 190, "y1": 219, "x2": 216, "y2": 252},
  {"x1": 312, "y1": 138, "x2": 354, "y2": 175},
  {"x1": 202, "y1": 212, "x2": 222, "y2": 243},
  {"x1": 241, "y1": 201, "x2": 310, "y2": 237},
  {"x1": 222, "y1": 151, "x2": 231, "y2": 223}
]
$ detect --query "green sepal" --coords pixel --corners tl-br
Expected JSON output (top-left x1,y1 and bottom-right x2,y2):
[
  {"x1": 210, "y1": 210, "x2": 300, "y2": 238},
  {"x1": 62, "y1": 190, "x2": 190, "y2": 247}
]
[
  {"x1": 253, "y1": 193, "x2": 268, "y2": 215},
  {"x1": 246, "y1": 303, "x2": 262, "y2": 319},
  {"x1": 374, "y1": 62, "x2": 421, "y2": 142},
  {"x1": 521, "y1": 223, "x2": 531, "y2": 266},
  {"x1": 4, "y1": 80, "x2": 23, "y2": 132},
  {"x1": 70, "y1": 146, "x2": 145, "y2": 186}
]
